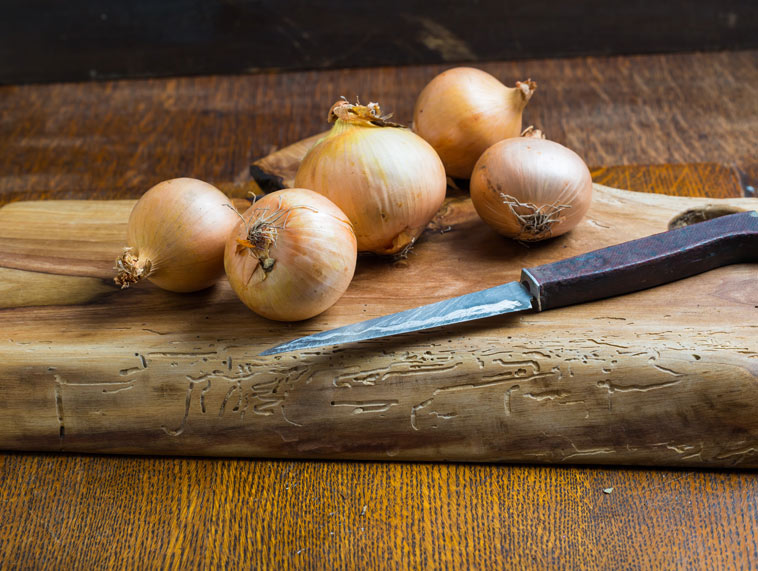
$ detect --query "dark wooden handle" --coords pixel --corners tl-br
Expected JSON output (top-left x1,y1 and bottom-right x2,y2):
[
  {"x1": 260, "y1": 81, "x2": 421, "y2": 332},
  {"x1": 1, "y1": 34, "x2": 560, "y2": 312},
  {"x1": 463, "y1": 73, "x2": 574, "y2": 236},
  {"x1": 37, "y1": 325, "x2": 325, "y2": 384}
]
[{"x1": 521, "y1": 211, "x2": 758, "y2": 311}]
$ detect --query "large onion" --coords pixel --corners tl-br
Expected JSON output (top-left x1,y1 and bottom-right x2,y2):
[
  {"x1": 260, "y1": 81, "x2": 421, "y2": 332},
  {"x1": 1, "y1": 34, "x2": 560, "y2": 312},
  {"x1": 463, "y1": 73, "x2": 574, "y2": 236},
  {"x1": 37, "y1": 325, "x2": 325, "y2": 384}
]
[
  {"x1": 413, "y1": 67, "x2": 536, "y2": 179},
  {"x1": 294, "y1": 100, "x2": 447, "y2": 255},
  {"x1": 470, "y1": 136, "x2": 593, "y2": 241},
  {"x1": 114, "y1": 178, "x2": 239, "y2": 292},
  {"x1": 224, "y1": 188, "x2": 357, "y2": 321}
]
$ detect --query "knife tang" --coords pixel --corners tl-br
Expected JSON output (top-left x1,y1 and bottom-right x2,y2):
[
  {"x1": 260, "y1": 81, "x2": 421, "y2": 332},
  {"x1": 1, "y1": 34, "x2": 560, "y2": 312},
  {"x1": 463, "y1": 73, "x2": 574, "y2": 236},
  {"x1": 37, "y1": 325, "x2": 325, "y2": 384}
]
[{"x1": 521, "y1": 210, "x2": 758, "y2": 311}]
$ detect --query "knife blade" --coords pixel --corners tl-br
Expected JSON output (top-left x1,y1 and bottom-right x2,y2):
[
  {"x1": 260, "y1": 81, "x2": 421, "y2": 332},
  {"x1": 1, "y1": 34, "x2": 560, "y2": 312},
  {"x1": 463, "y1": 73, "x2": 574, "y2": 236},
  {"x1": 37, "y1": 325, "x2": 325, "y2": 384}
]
[{"x1": 260, "y1": 210, "x2": 757, "y2": 356}]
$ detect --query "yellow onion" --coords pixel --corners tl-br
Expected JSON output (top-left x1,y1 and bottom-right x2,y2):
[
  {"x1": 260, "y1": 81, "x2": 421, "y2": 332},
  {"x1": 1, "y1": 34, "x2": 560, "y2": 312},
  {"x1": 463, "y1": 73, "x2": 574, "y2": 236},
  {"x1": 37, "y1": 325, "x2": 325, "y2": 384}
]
[
  {"x1": 470, "y1": 135, "x2": 593, "y2": 241},
  {"x1": 224, "y1": 188, "x2": 357, "y2": 321},
  {"x1": 115, "y1": 178, "x2": 239, "y2": 292},
  {"x1": 413, "y1": 67, "x2": 536, "y2": 179},
  {"x1": 294, "y1": 100, "x2": 447, "y2": 255}
]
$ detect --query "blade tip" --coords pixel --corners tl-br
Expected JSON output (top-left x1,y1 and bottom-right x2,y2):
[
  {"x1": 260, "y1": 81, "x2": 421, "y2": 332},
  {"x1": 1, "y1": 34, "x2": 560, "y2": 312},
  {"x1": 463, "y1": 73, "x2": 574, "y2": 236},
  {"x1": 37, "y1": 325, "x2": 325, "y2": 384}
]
[{"x1": 258, "y1": 346, "x2": 285, "y2": 356}]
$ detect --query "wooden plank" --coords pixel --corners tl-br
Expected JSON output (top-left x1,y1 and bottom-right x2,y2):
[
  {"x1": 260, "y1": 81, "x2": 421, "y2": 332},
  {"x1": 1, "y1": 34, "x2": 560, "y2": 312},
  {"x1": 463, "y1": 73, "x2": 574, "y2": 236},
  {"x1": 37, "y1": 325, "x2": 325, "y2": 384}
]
[
  {"x1": 2, "y1": 51, "x2": 757, "y2": 570},
  {"x1": 2, "y1": 51, "x2": 758, "y2": 204},
  {"x1": 2, "y1": 0, "x2": 757, "y2": 84},
  {"x1": 1, "y1": 163, "x2": 755, "y2": 571},
  {"x1": 2, "y1": 185, "x2": 756, "y2": 466}
]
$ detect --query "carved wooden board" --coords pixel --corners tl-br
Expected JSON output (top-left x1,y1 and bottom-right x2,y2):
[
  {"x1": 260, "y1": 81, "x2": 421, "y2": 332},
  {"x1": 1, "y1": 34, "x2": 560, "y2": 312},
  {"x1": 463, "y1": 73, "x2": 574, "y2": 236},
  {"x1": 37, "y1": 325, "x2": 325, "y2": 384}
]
[{"x1": 1, "y1": 186, "x2": 756, "y2": 467}]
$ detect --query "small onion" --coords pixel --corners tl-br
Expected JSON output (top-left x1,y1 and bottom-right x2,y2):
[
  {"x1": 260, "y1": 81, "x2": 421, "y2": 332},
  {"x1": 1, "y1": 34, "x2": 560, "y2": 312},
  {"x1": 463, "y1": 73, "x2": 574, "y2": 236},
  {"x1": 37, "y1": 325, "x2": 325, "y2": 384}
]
[
  {"x1": 294, "y1": 100, "x2": 447, "y2": 255},
  {"x1": 470, "y1": 136, "x2": 593, "y2": 241},
  {"x1": 224, "y1": 188, "x2": 357, "y2": 321},
  {"x1": 115, "y1": 177, "x2": 240, "y2": 292},
  {"x1": 413, "y1": 67, "x2": 536, "y2": 179}
]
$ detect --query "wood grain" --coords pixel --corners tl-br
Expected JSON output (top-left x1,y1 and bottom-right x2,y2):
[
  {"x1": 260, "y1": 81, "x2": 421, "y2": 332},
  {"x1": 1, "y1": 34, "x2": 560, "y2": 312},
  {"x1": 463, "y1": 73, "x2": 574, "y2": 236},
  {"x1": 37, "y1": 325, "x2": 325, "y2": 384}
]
[
  {"x1": 2, "y1": 51, "x2": 758, "y2": 570},
  {"x1": 2, "y1": 186, "x2": 757, "y2": 467},
  {"x1": 1, "y1": 454, "x2": 757, "y2": 569},
  {"x1": 1, "y1": 51, "x2": 757, "y2": 205},
  {"x1": 1, "y1": 169, "x2": 755, "y2": 570}
]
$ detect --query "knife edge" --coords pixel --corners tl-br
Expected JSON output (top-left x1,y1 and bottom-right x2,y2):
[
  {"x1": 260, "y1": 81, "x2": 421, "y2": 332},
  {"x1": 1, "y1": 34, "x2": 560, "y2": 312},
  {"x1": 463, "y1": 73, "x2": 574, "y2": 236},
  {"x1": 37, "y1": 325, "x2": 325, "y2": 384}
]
[{"x1": 259, "y1": 281, "x2": 533, "y2": 355}]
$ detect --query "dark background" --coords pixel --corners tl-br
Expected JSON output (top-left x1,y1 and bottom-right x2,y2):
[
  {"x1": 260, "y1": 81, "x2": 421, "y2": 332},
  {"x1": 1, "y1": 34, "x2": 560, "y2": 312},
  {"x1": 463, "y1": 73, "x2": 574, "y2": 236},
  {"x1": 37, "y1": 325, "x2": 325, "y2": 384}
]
[{"x1": 1, "y1": 0, "x2": 757, "y2": 84}]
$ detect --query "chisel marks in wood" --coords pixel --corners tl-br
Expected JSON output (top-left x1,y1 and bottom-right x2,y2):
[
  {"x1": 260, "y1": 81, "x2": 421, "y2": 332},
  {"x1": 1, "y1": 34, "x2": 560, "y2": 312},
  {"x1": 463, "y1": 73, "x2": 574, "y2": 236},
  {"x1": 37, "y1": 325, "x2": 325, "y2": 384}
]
[
  {"x1": 433, "y1": 358, "x2": 542, "y2": 393},
  {"x1": 664, "y1": 441, "x2": 705, "y2": 462},
  {"x1": 119, "y1": 367, "x2": 142, "y2": 377},
  {"x1": 411, "y1": 399, "x2": 434, "y2": 431},
  {"x1": 101, "y1": 383, "x2": 134, "y2": 395},
  {"x1": 561, "y1": 441, "x2": 616, "y2": 461},
  {"x1": 280, "y1": 406, "x2": 303, "y2": 427},
  {"x1": 715, "y1": 444, "x2": 758, "y2": 465},
  {"x1": 219, "y1": 381, "x2": 243, "y2": 417},
  {"x1": 587, "y1": 338, "x2": 630, "y2": 349},
  {"x1": 504, "y1": 385, "x2": 520, "y2": 416},
  {"x1": 331, "y1": 353, "x2": 460, "y2": 388},
  {"x1": 330, "y1": 400, "x2": 399, "y2": 414},
  {"x1": 159, "y1": 361, "x2": 313, "y2": 434},
  {"x1": 651, "y1": 364, "x2": 685, "y2": 377},
  {"x1": 200, "y1": 379, "x2": 212, "y2": 414},
  {"x1": 161, "y1": 379, "x2": 196, "y2": 437},
  {"x1": 597, "y1": 379, "x2": 683, "y2": 393},
  {"x1": 523, "y1": 390, "x2": 570, "y2": 401}
]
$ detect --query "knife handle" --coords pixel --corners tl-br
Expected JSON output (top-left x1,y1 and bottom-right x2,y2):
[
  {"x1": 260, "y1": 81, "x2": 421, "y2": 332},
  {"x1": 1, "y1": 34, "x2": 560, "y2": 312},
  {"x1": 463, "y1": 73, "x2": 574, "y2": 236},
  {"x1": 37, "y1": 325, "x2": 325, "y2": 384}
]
[{"x1": 521, "y1": 210, "x2": 758, "y2": 311}]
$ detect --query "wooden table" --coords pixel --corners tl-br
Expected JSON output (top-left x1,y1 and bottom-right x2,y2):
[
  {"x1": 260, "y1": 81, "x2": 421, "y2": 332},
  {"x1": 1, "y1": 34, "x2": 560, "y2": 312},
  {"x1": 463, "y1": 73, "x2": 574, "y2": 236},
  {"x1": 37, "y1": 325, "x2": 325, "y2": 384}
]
[{"x1": 1, "y1": 50, "x2": 757, "y2": 568}]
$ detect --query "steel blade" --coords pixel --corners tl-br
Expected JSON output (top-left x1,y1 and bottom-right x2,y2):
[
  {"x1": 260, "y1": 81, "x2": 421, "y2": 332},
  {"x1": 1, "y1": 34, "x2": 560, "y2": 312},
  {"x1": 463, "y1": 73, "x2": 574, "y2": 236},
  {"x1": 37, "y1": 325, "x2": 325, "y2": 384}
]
[{"x1": 260, "y1": 281, "x2": 533, "y2": 355}]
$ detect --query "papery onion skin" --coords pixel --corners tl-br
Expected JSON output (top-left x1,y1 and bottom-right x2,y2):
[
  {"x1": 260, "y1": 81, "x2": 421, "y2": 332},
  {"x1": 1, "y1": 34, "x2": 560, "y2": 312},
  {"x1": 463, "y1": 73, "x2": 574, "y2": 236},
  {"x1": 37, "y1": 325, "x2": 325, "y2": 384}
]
[
  {"x1": 413, "y1": 67, "x2": 536, "y2": 179},
  {"x1": 115, "y1": 178, "x2": 240, "y2": 292},
  {"x1": 470, "y1": 138, "x2": 593, "y2": 241},
  {"x1": 224, "y1": 188, "x2": 357, "y2": 321},
  {"x1": 294, "y1": 101, "x2": 447, "y2": 255}
]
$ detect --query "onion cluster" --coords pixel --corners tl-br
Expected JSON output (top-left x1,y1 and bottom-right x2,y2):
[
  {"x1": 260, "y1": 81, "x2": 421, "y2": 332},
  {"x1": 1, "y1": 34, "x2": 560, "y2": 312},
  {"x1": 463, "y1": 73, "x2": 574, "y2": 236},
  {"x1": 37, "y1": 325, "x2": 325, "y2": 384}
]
[
  {"x1": 413, "y1": 67, "x2": 593, "y2": 240},
  {"x1": 116, "y1": 179, "x2": 357, "y2": 321},
  {"x1": 116, "y1": 65, "x2": 594, "y2": 324}
]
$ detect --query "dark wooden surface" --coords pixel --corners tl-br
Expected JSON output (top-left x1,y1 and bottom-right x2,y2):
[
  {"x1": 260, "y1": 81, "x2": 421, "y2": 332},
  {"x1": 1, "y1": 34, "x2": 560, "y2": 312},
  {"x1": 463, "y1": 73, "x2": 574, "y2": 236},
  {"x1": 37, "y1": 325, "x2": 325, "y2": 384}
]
[
  {"x1": 1, "y1": 50, "x2": 756, "y2": 207},
  {"x1": 1, "y1": 51, "x2": 757, "y2": 568},
  {"x1": 2, "y1": 0, "x2": 757, "y2": 84}
]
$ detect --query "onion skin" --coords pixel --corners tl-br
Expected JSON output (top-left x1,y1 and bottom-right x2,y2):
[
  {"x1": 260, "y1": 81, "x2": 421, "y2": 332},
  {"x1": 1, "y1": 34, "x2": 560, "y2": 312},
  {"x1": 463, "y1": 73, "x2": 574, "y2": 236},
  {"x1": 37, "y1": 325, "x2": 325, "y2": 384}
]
[
  {"x1": 294, "y1": 102, "x2": 447, "y2": 255},
  {"x1": 115, "y1": 178, "x2": 240, "y2": 292},
  {"x1": 413, "y1": 67, "x2": 536, "y2": 179},
  {"x1": 224, "y1": 188, "x2": 357, "y2": 322},
  {"x1": 470, "y1": 138, "x2": 593, "y2": 241}
]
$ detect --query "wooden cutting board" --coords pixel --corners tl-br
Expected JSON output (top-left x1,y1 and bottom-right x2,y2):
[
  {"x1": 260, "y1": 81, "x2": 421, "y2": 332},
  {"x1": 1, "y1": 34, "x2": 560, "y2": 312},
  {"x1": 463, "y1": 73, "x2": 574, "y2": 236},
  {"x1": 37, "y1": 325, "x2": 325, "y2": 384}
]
[{"x1": 1, "y1": 178, "x2": 757, "y2": 467}]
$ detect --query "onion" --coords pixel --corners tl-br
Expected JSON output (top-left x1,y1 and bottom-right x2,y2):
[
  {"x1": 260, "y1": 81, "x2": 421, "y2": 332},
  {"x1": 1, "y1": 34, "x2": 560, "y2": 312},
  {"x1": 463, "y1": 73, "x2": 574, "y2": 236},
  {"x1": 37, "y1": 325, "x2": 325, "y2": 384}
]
[
  {"x1": 224, "y1": 188, "x2": 357, "y2": 321},
  {"x1": 115, "y1": 178, "x2": 240, "y2": 292},
  {"x1": 413, "y1": 67, "x2": 536, "y2": 179},
  {"x1": 470, "y1": 135, "x2": 593, "y2": 241},
  {"x1": 294, "y1": 100, "x2": 447, "y2": 255}
]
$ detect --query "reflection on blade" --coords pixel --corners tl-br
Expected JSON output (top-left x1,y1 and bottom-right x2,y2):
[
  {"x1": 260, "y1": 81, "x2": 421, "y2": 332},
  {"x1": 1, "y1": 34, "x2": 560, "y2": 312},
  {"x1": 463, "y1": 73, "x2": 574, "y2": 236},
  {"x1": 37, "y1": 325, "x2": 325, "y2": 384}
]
[{"x1": 260, "y1": 281, "x2": 533, "y2": 356}]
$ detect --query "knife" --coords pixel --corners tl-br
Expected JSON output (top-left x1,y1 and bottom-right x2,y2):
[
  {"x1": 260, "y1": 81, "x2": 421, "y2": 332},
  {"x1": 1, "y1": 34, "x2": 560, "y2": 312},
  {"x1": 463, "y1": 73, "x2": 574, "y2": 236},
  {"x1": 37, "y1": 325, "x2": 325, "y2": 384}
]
[{"x1": 261, "y1": 211, "x2": 758, "y2": 356}]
